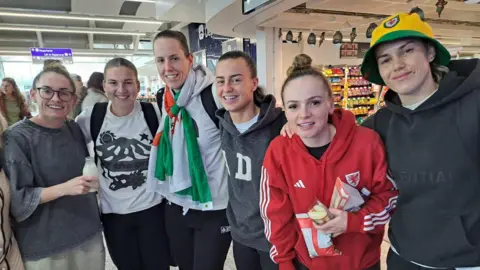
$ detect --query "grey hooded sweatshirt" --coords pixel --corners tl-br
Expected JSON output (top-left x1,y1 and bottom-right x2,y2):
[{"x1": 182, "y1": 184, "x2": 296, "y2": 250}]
[{"x1": 216, "y1": 94, "x2": 286, "y2": 252}]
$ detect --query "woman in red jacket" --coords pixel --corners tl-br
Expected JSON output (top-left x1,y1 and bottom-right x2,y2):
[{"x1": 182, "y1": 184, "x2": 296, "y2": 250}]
[{"x1": 260, "y1": 61, "x2": 397, "y2": 270}]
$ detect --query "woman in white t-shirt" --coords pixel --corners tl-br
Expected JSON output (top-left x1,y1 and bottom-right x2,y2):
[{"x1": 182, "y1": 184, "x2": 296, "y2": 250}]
[{"x1": 76, "y1": 58, "x2": 169, "y2": 270}]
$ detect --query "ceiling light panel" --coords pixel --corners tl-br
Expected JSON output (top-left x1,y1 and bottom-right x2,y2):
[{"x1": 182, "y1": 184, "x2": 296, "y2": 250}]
[
  {"x1": 0, "y1": 24, "x2": 145, "y2": 36},
  {"x1": 0, "y1": 9, "x2": 163, "y2": 25}
]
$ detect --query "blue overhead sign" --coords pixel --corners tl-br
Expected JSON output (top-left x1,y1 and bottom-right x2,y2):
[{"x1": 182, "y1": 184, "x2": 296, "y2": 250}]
[{"x1": 30, "y1": 48, "x2": 74, "y2": 64}]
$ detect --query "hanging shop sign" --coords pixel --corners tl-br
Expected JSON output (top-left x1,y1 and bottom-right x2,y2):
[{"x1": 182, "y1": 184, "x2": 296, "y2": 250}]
[
  {"x1": 31, "y1": 47, "x2": 73, "y2": 64},
  {"x1": 339, "y1": 43, "x2": 370, "y2": 59}
]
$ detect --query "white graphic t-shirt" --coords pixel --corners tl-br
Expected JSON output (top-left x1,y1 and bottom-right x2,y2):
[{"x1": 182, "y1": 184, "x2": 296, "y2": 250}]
[{"x1": 76, "y1": 101, "x2": 163, "y2": 214}]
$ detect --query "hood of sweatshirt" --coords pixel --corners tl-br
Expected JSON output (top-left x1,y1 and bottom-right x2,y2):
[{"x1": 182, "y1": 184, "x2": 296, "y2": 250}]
[
  {"x1": 292, "y1": 108, "x2": 357, "y2": 165},
  {"x1": 190, "y1": 64, "x2": 216, "y2": 98}
]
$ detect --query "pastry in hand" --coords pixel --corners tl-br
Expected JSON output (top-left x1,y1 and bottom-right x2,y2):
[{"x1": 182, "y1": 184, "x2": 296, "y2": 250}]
[{"x1": 308, "y1": 205, "x2": 330, "y2": 225}]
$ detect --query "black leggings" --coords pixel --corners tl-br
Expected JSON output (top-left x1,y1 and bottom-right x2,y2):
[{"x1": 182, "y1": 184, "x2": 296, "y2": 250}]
[
  {"x1": 165, "y1": 202, "x2": 232, "y2": 270},
  {"x1": 102, "y1": 202, "x2": 170, "y2": 270},
  {"x1": 232, "y1": 240, "x2": 278, "y2": 270}
]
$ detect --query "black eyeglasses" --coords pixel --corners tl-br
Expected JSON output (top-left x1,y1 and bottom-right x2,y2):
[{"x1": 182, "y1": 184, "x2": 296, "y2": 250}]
[{"x1": 36, "y1": 86, "x2": 75, "y2": 102}]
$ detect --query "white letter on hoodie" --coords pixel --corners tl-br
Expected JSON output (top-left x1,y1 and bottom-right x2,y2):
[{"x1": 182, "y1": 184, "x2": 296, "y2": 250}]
[
  {"x1": 235, "y1": 153, "x2": 252, "y2": 181},
  {"x1": 222, "y1": 150, "x2": 231, "y2": 176}
]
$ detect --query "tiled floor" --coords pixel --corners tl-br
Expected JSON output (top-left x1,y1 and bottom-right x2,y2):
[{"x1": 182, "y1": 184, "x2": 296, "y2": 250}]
[{"x1": 106, "y1": 231, "x2": 391, "y2": 270}]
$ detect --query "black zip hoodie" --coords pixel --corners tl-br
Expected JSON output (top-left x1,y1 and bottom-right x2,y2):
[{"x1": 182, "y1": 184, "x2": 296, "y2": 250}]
[
  {"x1": 216, "y1": 94, "x2": 286, "y2": 252},
  {"x1": 363, "y1": 59, "x2": 480, "y2": 268}
]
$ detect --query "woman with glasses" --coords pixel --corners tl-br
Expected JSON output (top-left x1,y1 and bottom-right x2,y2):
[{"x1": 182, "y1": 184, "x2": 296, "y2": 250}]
[
  {"x1": 3, "y1": 63, "x2": 104, "y2": 270},
  {"x1": 0, "y1": 78, "x2": 30, "y2": 126}
]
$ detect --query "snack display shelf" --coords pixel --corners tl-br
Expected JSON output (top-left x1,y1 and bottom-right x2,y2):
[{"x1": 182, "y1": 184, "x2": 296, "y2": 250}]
[{"x1": 323, "y1": 65, "x2": 380, "y2": 124}]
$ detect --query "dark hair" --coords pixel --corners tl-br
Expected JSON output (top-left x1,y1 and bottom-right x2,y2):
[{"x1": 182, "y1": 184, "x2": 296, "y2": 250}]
[
  {"x1": 218, "y1": 50, "x2": 266, "y2": 105},
  {"x1": 153, "y1": 30, "x2": 190, "y2": 56},
  {"x1": 87, "y1": 72, "x2": 105, "y2": 92},
  {"x1": 281, "y1": 55, "x2": 332, "y2": 104},
  {"x1": 104, "y1": 58, "x2": 138, "y2": 78},
  {"x1": 1, "y1": 77, "x2": 28, "y2": 112},
  {"x1": 32, "y1": 62, "x2": 76, "y2": 93}
]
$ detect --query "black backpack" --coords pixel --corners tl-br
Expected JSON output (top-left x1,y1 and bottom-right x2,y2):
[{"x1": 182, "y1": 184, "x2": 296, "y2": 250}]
[
  {"x1": 156, "y1": 84, "x2": 219, "y2": 129},
  {"x1": 90, "y1": 102, "x2": 159, "y2": 163}
]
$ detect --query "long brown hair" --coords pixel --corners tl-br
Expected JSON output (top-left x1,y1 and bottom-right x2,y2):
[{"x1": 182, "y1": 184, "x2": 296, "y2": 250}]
[{"x1": 1, "y1": 78, "x2": 28, "y2": 112}]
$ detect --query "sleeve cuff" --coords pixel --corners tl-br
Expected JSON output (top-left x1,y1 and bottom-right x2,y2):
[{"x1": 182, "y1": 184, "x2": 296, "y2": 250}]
[
  {"x1": 279, "y1": 260, "x2": 296, "y2": 270},
  {"x1": 346, "y1": 212, "x2": 364, "y2": 233},
  {"x1": 14, "y1": 187, "x2": 42, "y2": 222}
]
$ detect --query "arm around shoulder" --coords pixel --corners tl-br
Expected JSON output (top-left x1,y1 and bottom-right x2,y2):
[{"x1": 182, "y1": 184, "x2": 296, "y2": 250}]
[{"x1": 346, "y1": 134, "x2": 398, "y2": 234}]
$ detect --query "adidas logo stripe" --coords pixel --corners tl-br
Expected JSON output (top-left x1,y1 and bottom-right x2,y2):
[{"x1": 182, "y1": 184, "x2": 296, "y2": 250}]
[{"x1": 294, "y1": 180, "x2": 306, "y2": 188}]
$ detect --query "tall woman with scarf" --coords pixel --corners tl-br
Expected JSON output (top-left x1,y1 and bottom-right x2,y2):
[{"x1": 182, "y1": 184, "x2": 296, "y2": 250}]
[{"x1": 147, "y1": 30, "x2": 231, "y2": 270}]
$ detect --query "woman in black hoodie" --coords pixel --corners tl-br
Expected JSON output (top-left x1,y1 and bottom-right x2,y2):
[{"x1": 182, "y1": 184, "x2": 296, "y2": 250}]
[
  {"x1": 360, "y1": 11, "x2": 480, "y2": 270},
  {"x1": 215, "y1": 51, "x2": 285, "y2": 270}
]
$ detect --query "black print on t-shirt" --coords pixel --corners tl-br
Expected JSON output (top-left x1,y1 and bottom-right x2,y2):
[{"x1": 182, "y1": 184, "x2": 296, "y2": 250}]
[
  {"x1": 140, "y1": 133, "x2": 154, "y2": 144},
  {"x1": 96, "y1": 131, "x2": 151, "y2": 191}
]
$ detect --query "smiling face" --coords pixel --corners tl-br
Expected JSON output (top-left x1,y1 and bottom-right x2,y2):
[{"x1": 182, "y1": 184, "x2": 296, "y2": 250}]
[
  {"x1": 215, "y1": 58, "x2": 258, "y2": 113},
  {"x1": 32, "y1": 72, "x2": 76, "y2": 121},
  {"x1": 154, "y1": 37, "x2": 193, "y2": 90},
  {"x1": 375, "y1": 38, "x2": 436, "y2": 99},
  {"x1": 283, "y1": 75, "x2": 334, "y2": 140},
  {"x1": 103, "y1": 66, "x2": 139, "y2": 110}
]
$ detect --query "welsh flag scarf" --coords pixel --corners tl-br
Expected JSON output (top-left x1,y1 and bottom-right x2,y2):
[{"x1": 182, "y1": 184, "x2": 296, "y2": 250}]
[{"x1": 154, "y1": 86, "x2": 212, "y2": 208}]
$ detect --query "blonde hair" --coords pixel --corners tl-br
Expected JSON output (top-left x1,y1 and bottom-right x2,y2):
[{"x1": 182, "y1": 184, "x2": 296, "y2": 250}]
[
  {"x1": 32, "y1": 62, "x2": 75, "y2": 91},
  {"x1": 422, "y1": 40, "x2": 449, "y2": 83},
  {"x1": 431, "y1": 62, "x2": 449, "y2": 84}
]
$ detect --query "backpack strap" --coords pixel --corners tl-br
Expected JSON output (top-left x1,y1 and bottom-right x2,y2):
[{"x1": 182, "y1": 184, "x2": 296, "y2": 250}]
[
  {"x1": 200, "y1": 84, "x2": 219, "y2": 129},
  {"x1": 156, "y1": 88, "x2": 165, "y2": 113},
  {"x1": 90, "y1": 102, "x2": 108, "y2": 164},
  {"x1": 140, "y1": 102, "x2": 159, "y2": 137}
]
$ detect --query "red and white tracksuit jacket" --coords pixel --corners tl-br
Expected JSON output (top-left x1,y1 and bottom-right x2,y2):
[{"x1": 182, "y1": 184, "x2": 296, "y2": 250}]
[{"x1": 260, "y1": 109, "x2": 398, "y2": 270}]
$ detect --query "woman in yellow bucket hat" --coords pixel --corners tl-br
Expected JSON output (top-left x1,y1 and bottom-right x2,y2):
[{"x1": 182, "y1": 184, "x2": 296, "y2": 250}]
[{"x1": 361, "y1": 11, "x2": 480, "y2": 270}]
